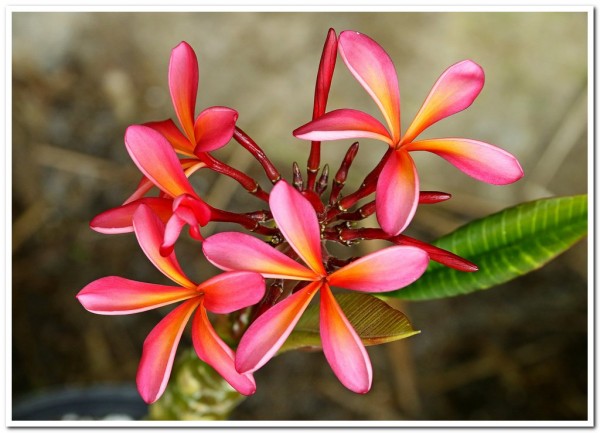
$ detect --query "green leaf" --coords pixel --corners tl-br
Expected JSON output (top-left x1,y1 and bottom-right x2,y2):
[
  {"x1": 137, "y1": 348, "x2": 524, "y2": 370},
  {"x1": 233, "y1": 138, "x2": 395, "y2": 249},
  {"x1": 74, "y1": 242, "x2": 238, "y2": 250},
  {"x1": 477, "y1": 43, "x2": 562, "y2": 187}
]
[
  {"x1": 279, "y1": 292, "x2": 419, "y2": 353},
  {"x1": 388, "y1": 194, "x2": 587, "y2": 301}
]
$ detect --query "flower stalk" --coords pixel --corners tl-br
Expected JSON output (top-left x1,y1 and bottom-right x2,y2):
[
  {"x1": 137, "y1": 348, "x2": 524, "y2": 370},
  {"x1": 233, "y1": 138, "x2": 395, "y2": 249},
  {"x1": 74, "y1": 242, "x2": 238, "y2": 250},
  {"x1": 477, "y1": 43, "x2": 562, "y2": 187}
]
[{"x1": 233, "y1": 126, "x2": 281, "y2": 184}]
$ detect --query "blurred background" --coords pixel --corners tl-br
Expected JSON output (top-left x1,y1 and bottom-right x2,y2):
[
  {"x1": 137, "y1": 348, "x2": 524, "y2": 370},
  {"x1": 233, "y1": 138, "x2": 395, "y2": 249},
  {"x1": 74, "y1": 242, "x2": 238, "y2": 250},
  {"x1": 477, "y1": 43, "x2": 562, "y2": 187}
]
[{"x1": 11, "y1": 11, "x2": 588, "y2": 421}]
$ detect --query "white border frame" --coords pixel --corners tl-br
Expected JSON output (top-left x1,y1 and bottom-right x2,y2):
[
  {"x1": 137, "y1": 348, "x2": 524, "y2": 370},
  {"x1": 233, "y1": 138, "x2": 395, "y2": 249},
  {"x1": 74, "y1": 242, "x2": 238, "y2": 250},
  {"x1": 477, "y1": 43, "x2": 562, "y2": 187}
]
[{"x1": 4, "y1": 3, "x2": 595, "y2": 430}]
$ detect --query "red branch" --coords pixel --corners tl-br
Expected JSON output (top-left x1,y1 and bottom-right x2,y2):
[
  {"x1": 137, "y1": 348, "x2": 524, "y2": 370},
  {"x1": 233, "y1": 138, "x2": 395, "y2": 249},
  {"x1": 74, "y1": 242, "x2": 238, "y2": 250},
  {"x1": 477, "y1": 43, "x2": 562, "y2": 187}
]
[
  {"x1": 233, "y1": 127, "x2": 281, "y2": 184},
  {"x1": 197, "y1": 151, "x2": 269, "y2": 202},
  {"x1": 210, "y1": 208, "x2": 278, "y2": 236},
  {"x1": 323, "y1": 226, "x2": 477, "y2": 272}
]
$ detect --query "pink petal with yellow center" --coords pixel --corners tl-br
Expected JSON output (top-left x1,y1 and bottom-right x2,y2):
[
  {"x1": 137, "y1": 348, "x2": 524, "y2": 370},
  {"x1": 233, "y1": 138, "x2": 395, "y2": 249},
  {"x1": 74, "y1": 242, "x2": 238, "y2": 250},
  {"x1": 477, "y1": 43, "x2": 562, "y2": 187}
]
[
  {"x1": 77, "y1": 276, "x2": 198, "y2": 315},
  {"x1": 193, "y1": 106, "x2": 238, "y2": 153},
  {"x1": 375, "y1": 150, "x2": 419, "y2": 236},
  {"x1": 169, "y1": 41, "x2": 198, "y2": 143},
  {"x1": 235, "y1": 281, "x2": 322, "y2": 374},
  {"x1": 313, "y1": 28, "x2": 337, "y2": 118},
  {"x1": 203, "y1": 232, "x2": 317, "y2": 281},
  {"x1": 293, "y1": 109, "x2": 393, "y2": 146},
  {"x1": 402, "y1": 60, "x2": 484, "y2": 144},
  {"x1": 144, "y1": 119, "x2": 195, "y2": 156},
  {"x1": 124, "y1": 125, "x2": 197, "y2": 199},
  {"x1": 133, "y1": 205, "x2": 196, "y2": 289},
  {"x1": 270, "y1": 181, "x2": 326, "y2": 275},
  {"x1": 329, "y1": 245, "x2": 429, "y2": 292},
  {"x1": 136, "y1": 298, "x2": 200, "y2": 404},
  {"x1": 339, "y1": 31, "x2": 401, "y2": 143},
  {"x1": 191, "y1": 305, "x2": 256, "y2": 396},
  {"x1": 320, "y1": 284, "x2": 372, "y2": 393},
  {"x1": 90, "y1": 197, "x2": 173, "y2": 234},
  {"x1": 406, "y1": 138, "x2": 524, "y2": 184},
  {"x1": 199, "y1": 271, "x2": 265, "y2": 314}
]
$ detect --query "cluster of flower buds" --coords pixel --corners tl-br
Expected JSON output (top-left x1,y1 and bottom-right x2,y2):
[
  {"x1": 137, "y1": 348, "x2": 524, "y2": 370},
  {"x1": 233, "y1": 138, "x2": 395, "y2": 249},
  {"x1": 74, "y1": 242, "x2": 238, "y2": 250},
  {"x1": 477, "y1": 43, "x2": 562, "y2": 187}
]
[{"x1": 77, "y1": 29, "x2": 523, "y2": 404}]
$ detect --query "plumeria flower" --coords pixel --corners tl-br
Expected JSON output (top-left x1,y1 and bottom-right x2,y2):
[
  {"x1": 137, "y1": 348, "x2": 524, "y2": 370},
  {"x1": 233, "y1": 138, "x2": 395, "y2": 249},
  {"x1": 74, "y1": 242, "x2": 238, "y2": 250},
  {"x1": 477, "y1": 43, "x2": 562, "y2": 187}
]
[
  {"x1": 294, "y1": 30, "x2": 524, "y2": 235},
  {"x1": 77, "y1": 205, "x2": 265, "y2": 403},
  {"x1": 92, "y1": 42, "x2": 240, "y2": 242},
  {"x1": 122, "y1": 41, "x2": 237, "y2": 204},
  {"x1": 146, "y1": 41, "x2": 238, "y2": 158},
  {"x1": 202, "y1": 181, "x2": 429, "y2": 393},
  {"x1": 91, "y1": 124, "x2": 212, "y2": 256}
]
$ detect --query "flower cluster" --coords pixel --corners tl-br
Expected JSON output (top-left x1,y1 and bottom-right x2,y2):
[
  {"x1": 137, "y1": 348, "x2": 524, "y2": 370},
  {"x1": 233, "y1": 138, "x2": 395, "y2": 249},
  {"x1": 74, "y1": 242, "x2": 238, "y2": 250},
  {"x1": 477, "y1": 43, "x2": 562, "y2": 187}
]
[{"x1": 77, "y1": 29, "x2": 523, "y2": 404}]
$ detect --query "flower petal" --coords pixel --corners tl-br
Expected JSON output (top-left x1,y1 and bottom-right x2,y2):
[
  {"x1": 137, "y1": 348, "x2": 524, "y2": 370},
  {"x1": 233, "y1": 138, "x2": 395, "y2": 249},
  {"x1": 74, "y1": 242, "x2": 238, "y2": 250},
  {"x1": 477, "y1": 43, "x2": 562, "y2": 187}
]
[
  {"x1": 144, "y1": 119, "x2": 195, "y2": 156},
  {"x1": 169, "y1": 41, "x2": 198, "y2": 143},
  {"x1": 90, "y1": 197, "x2": 173, "y2": 234},
  {"x1": 193, "y1": 106, "x2": 238, "y2": 153},
  {"x1": 270, "y1": 181, "x2": 326, "y2": 275},
  {"x1": 173, "y1": 194, "x2": 212, "y2": 227},
  {"x1": 124, "y1": 178, "x2": 156, "y2": 206},
  {"x1": 406, "y1": 138, "x2": 524, "y2": 184},
  {"x1": 124, "y1": 125, "x2": 197, "y2": 198},
  {"x1": 339, "y1": 30, "x2": 401, "y2": 143},
  {"x1": 191, "y1": 304, "x2": 256, "y2": 396},
  {"x1": 181, "y1": 159, "x2": 207, "y2": 177},
  {"x1": 136, "y1": 298, "x2": 200, "y2": 404},
  {"x1": 160, "y1": 214, "x2": 187, "y2": 257},
  {"x1": 133, "y1": 204, "x2": 196, "y2": 289},
  {"x1": 159, "y1": 194, "x2": 213, "y2": 256},
  {"x1": 375, "y1": 150, "x2": 419, "y2": 236},
  {"x1": 293, "y1": 109, "x2": 393, "y2": 145},
  {"x1": 123, "y1": 159, "x2": 205, "y2": 205},
  {"x1": 203, "y1": 232, "x2": 317, "y2": 281},
  {"x1": 329, "y1": 245, "x2": 429, "y2": 292},
  {"x1": 200, "y1": 271, "x2": 265, "y2": 314},
  {"x1": 402, "y1": 60, "x2": 484, "y2": 144},
  {"x1": 313, "y1": 28, "x2": 337, "y2": 118},
  {"x1": 77, "y1": 276, "x2": 198, "y2": 315},
  {"x1": 235, "y1": 281, "x2": 321, "y2": 374},
  {"x1": 320, "y1": 284, "x2": 372, "y2": 393}
]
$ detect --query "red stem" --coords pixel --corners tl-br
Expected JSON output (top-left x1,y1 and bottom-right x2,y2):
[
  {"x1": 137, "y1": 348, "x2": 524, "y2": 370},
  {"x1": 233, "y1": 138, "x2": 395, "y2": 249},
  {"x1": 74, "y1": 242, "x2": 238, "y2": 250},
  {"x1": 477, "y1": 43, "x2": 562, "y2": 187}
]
[
  {"x1": 250, "y1": 280, "x2": 284, "y2": 323},
  {"x1": 333, "y1": 191, "x2": 451, "y2": 222},
  {"x1": 336, "y1": 200, "x2": 376, "y2": 221},
  {"x1": 233, "y1": 127, "x2": 282, "y2": 184},
  {"x1": 197, "y1": 151, "x2": 269, "y2": 202},
  {"x1": 315, "y1": 164, "x2": 329, "y2": 196},
  {"x1": 336, "y1": 148, "x2": 393, "y2": 212},
  {"x1": 323, "y1": 226, "x2": 477, "y2": 272},
  {"x1": 210, "y1": 208, "x2": 278, "y2": 236},
  {"x1": 306, "y1": 143, "x2": 321, "y2": 191},
  {"x1": 329, "y1": 142, "x2": 359, "y2": 206}
]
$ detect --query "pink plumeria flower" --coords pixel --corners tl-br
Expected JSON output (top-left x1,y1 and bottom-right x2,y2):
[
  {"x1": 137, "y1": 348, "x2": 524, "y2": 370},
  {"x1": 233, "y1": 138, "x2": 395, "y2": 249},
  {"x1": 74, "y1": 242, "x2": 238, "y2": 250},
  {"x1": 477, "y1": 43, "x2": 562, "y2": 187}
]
[
  {"x1": 91, "y1": 124, "x2": 212, "y2": 255},
  {"x1": 77, "y1": 205, "x2": 265, "y2": 403},
  {"x1": 202, "y1": 181, "x2": 429, "y2": 393},
  {"x1": 294, "y1": 30, "x2": 524, "y2": 235},
  {"x1": 146, "y1": 41, "x2": 238, "y2": 157},
  {"x1": 120, "y1": 41, "x2": 236, "y2": 205},
  {"x1": 94, "y1": 41, "x2": 239, "y2": 243}
]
